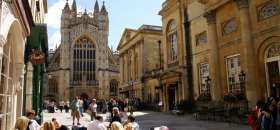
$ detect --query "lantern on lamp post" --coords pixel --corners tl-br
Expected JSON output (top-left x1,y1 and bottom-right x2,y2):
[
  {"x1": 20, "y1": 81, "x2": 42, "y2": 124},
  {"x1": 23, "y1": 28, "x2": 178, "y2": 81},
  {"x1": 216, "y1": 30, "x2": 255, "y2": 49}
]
[{"x1": 238, "y1": 71, "x2": 246, "y2": 96}]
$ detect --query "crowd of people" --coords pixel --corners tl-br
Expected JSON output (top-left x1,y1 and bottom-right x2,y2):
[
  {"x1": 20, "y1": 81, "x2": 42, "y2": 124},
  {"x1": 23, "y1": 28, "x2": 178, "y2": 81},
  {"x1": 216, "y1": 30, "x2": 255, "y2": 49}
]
[
  {"x1": 14, "y1": 110, "x2": 68, "y2": 130},
  {"x1": 248, "y1": 97, "x2": 280, "y2": 130},
  {"x1": 14, "y1": 96, "x2": 168, "y2": 130}
]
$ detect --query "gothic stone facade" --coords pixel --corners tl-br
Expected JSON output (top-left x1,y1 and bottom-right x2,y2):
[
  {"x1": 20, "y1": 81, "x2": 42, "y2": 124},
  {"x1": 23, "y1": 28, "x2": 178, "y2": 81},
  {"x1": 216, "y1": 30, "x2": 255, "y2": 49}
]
[{"x1": 45, "y1": 0, "x2": 119, "y2": 102}]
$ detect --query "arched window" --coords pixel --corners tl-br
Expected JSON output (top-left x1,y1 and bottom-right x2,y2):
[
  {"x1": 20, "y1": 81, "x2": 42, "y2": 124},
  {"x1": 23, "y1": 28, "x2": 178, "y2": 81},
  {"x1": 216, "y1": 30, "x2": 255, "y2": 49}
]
[
  {"x1": 167, "y1": 20, "x2": 178, "y2": 62},
  {"x1": 72, "y1": 36, "x2": 96, "y2": 85},
  {"x1": 110, "y1": 80, "x2": 118, "y2": 96}
]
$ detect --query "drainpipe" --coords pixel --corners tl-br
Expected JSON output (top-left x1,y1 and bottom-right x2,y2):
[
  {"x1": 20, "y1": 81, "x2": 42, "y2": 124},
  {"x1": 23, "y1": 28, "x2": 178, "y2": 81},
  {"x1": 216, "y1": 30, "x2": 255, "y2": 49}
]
[{"x1": 184, "y1": 11, "x2": 194, "y2": 102}]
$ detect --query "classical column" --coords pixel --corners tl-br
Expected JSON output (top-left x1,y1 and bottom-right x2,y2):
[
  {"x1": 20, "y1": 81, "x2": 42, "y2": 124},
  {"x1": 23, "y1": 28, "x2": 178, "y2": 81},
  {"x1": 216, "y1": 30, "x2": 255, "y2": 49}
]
[
  {"x1": 26, "y1": 62, "x2": 33, "y2": 111},
  {"x1": 235, "y1": 0, "x2": 258, "y2": 106},
  {"x1": 204, "y1": 10, "x2": 222, "y2": 101}
]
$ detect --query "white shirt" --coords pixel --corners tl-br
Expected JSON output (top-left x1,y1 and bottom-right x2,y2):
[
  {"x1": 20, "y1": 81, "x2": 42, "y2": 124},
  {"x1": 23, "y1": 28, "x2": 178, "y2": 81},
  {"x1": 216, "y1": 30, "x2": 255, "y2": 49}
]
[
  {"x1": 90, "y1": 103, "x2": 97, "y2": 112},
  {"x1": 28, "y1": 120, "x2": 40, "y2": 130},
  {"x1": 87, "y1": 120, "x2": 107, "y2": 130},
  {"x1": 131, "y1": 122, "x2": 140, "y2": 130}
]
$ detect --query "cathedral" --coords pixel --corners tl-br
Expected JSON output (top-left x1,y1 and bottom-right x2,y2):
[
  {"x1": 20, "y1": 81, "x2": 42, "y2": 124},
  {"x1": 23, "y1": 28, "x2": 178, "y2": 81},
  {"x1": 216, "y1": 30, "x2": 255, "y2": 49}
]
[{"x1": 44, "y1": 0, "x2": 119, "y2": 102}]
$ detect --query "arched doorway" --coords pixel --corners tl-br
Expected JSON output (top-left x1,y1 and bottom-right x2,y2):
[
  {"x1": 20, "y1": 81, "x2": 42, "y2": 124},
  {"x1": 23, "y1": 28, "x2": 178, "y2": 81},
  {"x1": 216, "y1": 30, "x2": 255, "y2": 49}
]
[
  {"x1": 80, "y1": 93, "x2": 89, "y2": 100},
  {"x1": 265, "y1": 43, "x2": 280, "y2": 98},
  {"x1": 109, "y1": 79, "x2": 118, "y2": 97}
]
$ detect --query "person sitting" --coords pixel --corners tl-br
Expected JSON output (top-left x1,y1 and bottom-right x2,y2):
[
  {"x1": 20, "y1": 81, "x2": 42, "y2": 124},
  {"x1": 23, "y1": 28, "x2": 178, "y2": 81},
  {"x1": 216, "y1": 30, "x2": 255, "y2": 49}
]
[
  {"x1": 87, "y1": 115, "x2": 107, "y2": 130},
  {"x1": 111, "y1": 121, "x2": 124, "y2": 130},
  {"x1": 42, "y1": 122, "x2": 55, "y2": 130},
  {"x1": 51, "y1": 118, "x2": 69, "y2": 130},
  {"x1": 26, "y1": 110, "x2": 40, "y2": 130},
  {"x1": 125, "y1": 115, "x2": 139, "y2": 130},
  {"x1": 14, "y1": 116, "x2": 29, "y2": 130}
]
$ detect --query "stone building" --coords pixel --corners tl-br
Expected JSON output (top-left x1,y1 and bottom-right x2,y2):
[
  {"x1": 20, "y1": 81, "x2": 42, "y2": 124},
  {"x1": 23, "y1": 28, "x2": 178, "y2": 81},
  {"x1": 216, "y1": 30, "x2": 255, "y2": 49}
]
[
  {"x1": 159, "y1": 0, "x2": 191, "y2": 111},
  {"x1": 45, "y1": 0, "x2": 119, "y2": 102},
  {"x1": 160, "y1": 0, "x2": 280, "y2": 106},
  {"x1": 190, "y1": 0, "x2": 280, "y2": 106},
  {"x1": 0, "y1": 0, "x2": 35, "y2": 129},
  {"x1": 118, "y1": 25, "x2": 162, "y2": 102}
]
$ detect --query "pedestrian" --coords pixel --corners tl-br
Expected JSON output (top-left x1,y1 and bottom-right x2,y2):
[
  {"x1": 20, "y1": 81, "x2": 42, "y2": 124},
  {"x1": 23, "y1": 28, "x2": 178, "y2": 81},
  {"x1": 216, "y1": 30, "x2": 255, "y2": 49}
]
[
  {"x1": 26, "y1": 110, "x2": 40, "y2": 130},
  {"x1": 87, "y1": 115, "x2": 107, "y2": 130},
  {"x1": 64, "y1": 100, "x2": 70, "y2": 113},
  {"x1": 126, "y1": 115, "x2": 140, "y2": 130},
  {"x1": 42, "y1": 122, "x2": 55, "y2": 130},
  {"x1": 111, "y1": 122, "x2": 124, "y2": 130},
  {"x1": 158, "y1": 100, "x2": 163, "y2": 112},
  {"x1": 248, "y1": 107, "x2": 258, "y2": 130},
  {"x1": 14, "y1": 116, "x2": 29, "y2": 130},
  {"x1": 259, "y1": 103, "x2": 274, "y2": 130},
  {"x1": 79, "y1": 98, "x2": 84, "y2": 117},
  {"x1": 89, "y1": 98, "x2": 98, "y2": 121},
  {"x1": 110, "y1": 107, "x2": 121, "y2": 127},
  {"x1": 52, "y1": 118, "x2": 69, "y2": 130},
  {"x1": 59, "y1": 101, "x2": 65, "y2": 113},
  {"x1": 70, "y1": 96, "x2": 81, "y2": 125},
  {"x1": 276, "y1": 101, "x2": 280, "y2": 130},
  {"x1": 108, "y1": 99, "x2": 113, "y2": 117}
]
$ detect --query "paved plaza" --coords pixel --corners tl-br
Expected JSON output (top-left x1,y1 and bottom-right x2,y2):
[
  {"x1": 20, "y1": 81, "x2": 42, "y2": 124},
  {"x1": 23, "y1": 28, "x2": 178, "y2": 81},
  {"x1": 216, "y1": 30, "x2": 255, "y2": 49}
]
[{"x1": 43, "y1": 110, "x2": 250, "y2": 130}]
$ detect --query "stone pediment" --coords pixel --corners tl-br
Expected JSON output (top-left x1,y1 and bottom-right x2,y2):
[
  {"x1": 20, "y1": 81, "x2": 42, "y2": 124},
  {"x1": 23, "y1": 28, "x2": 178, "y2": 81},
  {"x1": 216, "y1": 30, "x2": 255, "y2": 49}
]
[{"x1": 117, "y1": 28, "x2": 137, "y2": 50}]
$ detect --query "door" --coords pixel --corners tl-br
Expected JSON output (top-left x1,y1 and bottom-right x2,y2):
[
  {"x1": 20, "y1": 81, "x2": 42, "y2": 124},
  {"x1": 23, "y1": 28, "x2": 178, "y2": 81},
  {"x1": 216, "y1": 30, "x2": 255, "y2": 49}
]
[
  {"x1": 267, "y1": 61, "x2": 280, "y2": 98},
  {"x1": 168, "y1": 86, "x2": 176, "y2": 110}
]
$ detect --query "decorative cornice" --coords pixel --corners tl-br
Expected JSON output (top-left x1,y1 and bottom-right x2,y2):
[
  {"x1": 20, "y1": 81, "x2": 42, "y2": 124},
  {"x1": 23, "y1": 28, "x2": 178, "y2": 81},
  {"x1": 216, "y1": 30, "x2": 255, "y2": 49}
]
[
  {"x1": 234, "y1": 0, "x2": 249, "y2": 9},
  {"x1": 204, "y1": 10, "x2": 216, "y2": 25}
]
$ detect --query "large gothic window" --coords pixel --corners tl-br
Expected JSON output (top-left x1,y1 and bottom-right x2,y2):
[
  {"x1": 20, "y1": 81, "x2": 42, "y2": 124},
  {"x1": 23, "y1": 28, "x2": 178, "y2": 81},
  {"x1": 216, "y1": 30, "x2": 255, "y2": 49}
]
[
  {"x1": 167, "y1": 20, "x2": 178, "y2": 62},
  {"x1": 72, "y1": 37, "x2": 96, "y2": 85}
]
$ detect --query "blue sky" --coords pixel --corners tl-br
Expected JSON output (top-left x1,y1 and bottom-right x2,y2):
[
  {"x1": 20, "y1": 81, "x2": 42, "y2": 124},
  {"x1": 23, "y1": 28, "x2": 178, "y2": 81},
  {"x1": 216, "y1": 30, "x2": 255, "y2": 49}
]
[{"x1": 46, "y1": 0, "x2": 165, "y2": 50}]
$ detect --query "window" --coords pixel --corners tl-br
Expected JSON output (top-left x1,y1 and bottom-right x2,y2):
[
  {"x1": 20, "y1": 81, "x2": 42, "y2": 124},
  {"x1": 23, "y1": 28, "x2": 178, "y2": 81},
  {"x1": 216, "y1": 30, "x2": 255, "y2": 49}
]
[
  {"x1": 36, "y1": 1, "x2": 40, "y2": 12},
  {"x1": 222, "y1": 19, "x2": 237, "y2": 35},
  {"x1": 167, "y1": 20, "x2": 178, "y2": 62},
  {"x1": 72, "y1": 37, "x2": 96, "y2": 85},
  {"x1": 198, "y1": 63, "x2": 210, "y2": 95},
  {"x1": 134, "y1": 53, "x2": 138, "y2": 80},
  {"x1": 196, "y1": 31, "x2": 207, "y2": 46},
  {"x1": 258, "y1": 1, "x2": 279, "y2": 20},
  {"x1": 0, "y1": 42, "x2": 13, "y2": 130},
  {"x1": 226, "y1": 55, "x2": 241, "y2": 93}
]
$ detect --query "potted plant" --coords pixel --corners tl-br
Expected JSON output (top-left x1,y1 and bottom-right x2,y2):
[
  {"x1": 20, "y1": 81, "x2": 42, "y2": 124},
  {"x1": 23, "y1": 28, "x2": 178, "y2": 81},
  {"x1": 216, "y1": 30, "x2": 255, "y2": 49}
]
[{"x1": 29, "y1": 49, "x2": 45, "y2": 65}]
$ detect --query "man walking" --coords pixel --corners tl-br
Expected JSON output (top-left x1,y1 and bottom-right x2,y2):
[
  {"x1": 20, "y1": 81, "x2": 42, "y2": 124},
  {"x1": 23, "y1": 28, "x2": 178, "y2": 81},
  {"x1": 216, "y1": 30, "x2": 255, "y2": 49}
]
[
  {"x1": 71, "y1": 96, "x2": 81, "y2": 125},
  {"x1": 89, "y1": 98, "x2": 98, "y2": 121}
]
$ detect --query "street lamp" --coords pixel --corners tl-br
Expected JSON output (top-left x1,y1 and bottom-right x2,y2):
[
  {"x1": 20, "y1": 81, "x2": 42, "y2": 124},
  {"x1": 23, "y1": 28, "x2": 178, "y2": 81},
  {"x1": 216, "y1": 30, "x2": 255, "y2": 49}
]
[
  {"x1": 238, "y1": 71, "x2": 246, "y2": 95},
  {"x1": 205, "y1": 76, "x2": 211, "y2": 96}
]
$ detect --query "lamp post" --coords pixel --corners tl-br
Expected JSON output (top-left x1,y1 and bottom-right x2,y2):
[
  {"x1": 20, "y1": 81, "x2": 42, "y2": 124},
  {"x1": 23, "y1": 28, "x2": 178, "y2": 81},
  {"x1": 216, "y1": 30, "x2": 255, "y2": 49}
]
[
  {"x1": 238, "y1": 71, "x2": 246, "y2": 96},
  {"x1": 205, "y1": 76, "x2": 211, "y2": 96}
]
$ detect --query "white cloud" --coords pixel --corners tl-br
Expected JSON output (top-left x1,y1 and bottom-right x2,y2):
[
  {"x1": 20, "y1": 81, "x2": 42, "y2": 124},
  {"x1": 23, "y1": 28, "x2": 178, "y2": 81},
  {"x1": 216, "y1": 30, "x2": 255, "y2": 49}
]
[
  {"x1": 46, "y1": 0, "x2": 85, "y2": 49},
  {"x1": 49, "y1": 30, "x2": 61, "y2": 49},
  {"x1": 45, "y1": 0, "x2": 70, "y2": 29}
]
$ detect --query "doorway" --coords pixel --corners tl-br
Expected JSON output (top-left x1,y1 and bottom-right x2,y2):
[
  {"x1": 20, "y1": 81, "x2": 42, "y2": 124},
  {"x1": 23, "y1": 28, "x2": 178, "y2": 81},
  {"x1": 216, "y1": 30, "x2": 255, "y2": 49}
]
[
  {"x1": 266, "y1": 61, "x2": 280, "y2": 98},
  {"x1": 265, "y1": 43, "x2": 280, "y2": 98},
  {"x1": 168, "y1": 85, "x2": 176, "y2": 110}
]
